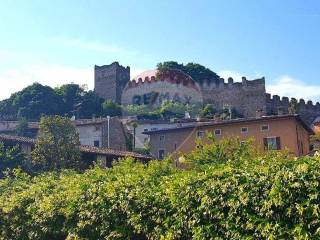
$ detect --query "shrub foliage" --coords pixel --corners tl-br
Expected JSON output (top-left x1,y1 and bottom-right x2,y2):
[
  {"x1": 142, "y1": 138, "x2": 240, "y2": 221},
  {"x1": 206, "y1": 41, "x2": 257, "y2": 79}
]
[{"x1": 1, "y1": 139, "x2": 320, "y2": 239}]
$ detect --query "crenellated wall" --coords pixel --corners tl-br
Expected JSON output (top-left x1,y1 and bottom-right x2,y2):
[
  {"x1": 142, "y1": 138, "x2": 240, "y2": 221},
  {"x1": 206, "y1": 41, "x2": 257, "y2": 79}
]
[
  {"x1": 121, "y1": 70, "x2": 203, "y2": 106},
  {"x1": 200, "y1": 77, "x2": 266, "y2": 118},
  {"x1": 94, "y1": 62, "x2": 320, "y2": 126},
  {"x1": 266, "y1": 94, "x2": 320, "y2": 124}
]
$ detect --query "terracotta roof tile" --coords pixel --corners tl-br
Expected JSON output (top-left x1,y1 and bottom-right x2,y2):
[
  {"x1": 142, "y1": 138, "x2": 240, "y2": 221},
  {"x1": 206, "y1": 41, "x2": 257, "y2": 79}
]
[
  {"x1": 79, "y1": 145, "x2": 152, "y2": 160},
  {"x1": 0, "y1": 134, "x2": 36, "y2": 144},
  {"x1": 0, "y1": 134, "x2": 152, "y2": 160}
]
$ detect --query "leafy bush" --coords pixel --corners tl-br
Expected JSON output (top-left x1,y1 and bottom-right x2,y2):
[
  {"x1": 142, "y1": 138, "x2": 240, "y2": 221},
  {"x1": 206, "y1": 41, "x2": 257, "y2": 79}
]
[
  {"x1": 0, "y1": 143, "x2": 27, "y2": 178},
  {"x1": 31, "y1": 116, "x2": 82, "y2": 172},
  {"x1": 1, "y1": 140, "x2": 320, "y2": 239}
]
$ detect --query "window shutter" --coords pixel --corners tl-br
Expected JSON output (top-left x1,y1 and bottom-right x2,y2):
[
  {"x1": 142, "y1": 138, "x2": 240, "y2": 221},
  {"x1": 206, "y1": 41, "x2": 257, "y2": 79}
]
[
  {"x1": 263, "y1": 138, "x2": 268, "y2": 150},
  {"x1": 276, "y1": 137, "x2": 281, "y2": 150}
]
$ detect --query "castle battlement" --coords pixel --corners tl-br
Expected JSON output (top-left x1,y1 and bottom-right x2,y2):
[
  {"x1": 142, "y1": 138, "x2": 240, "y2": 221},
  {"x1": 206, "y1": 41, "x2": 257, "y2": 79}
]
[
  {"x1": 94, "y1": 62, "x2": 320, "y2": 125},
  {"x1": 126, "y1": 75, "x2": 266, "y2": 92},
  {"x1": 266, "y1": 93, "x2": 320, "y2": 110},
  {"x1": 95, "y1": 62, "x2": 130, "y2": 71},
  {"x1": 127, "y1": 76, "x2": 197, "y2": 88},
  {"x1": 200, "y1": 76, "x2": 265, "y2": 90}
]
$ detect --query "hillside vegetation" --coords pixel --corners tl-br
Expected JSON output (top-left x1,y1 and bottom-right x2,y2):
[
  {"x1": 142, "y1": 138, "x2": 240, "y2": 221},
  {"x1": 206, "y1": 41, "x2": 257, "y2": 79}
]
[
  {"x1": 0, "y1": 62, "x2": 223, "y2": 121},
  {"x1": 1, "y1": 139, "x2": 320, "y2": 239}
]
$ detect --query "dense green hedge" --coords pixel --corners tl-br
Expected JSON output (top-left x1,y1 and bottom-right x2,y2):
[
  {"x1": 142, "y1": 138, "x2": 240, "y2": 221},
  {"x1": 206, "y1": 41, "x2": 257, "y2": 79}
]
[{"x1": 1, "y1": 140, "x2": 320, "y2": 239}]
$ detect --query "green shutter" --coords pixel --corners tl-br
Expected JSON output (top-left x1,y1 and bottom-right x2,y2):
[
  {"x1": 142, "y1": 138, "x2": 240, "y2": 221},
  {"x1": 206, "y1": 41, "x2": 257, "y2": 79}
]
[{"x1": 276, "y1": 137, "x2": 281, "y2": 150}]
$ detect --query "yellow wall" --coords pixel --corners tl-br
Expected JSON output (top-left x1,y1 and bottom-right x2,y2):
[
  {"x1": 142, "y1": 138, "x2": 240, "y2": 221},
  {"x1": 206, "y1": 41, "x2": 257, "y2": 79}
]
[{"x1": 149, "y1": 117, "x2": 311, "y2": 158}]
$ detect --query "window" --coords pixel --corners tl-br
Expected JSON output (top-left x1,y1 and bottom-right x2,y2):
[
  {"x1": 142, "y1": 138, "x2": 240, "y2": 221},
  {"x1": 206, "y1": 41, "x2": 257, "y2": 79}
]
[
  {"x1": 151, "y1": 127, "x2": 158, "y2": 131},
  {"x1": 261, "y1": 125, "x2": 269, "y2": 131},
  {"x1": 160, "y1": 135, "x2": 165, "y2": 142},
  {"x1": 158, "y1": 149, "x2": 165, "y2": 159},
  {"x1": 94, "y1": 140, "x2": 100, "y2": 147},
  {"x1": 214, "y1": 129, "x2": 221, "y2": 136},
  {"x1": 197, "y1": 131, "x2": 204, "y2": 138},
  {"x1": 263, "y1": 137, "x2": 281, "y2": 150},
  {"x1": 241, "y1": 127, "x2": 248, "y2": 133},
  {"x1": 143, "y1": 128, "x2": 148, "y2": 132}
]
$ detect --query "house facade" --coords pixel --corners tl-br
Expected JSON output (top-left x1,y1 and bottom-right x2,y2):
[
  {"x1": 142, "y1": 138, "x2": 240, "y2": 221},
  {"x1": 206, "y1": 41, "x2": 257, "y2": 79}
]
[
  {"x1": 123, "y1": 118, "x2": 204, "y2": 149},
  {"x1": 144, "y1": 115, "x2": 313, "y2": 159},
  {"x1": 0, "y1": 117, "x2": 128, "y2": 151},
  {"x1": 74, "y1": 117, "x2": 127, "y2": 150},
  {"x1": 0, "y1": 134, "x2": 151, "y2": 168}
]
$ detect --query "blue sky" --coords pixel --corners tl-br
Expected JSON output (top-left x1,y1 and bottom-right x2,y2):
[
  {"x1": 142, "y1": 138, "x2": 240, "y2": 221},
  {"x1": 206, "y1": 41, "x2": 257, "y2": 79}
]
[{"x1": 0, "y1": 0, "x2": 320, "y2": 101}]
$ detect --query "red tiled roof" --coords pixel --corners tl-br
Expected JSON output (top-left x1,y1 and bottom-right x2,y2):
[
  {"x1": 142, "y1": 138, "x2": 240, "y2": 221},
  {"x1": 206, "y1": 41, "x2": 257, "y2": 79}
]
[
  {"x1": 0, "y1": 134, "x2": 152, "y2": 161},
  {"x1": 0, "y1": 134, "x2": 36, "y2": 144},
  {"x1": 80, "y1": 145, "x2": 152, "y2": 160}
]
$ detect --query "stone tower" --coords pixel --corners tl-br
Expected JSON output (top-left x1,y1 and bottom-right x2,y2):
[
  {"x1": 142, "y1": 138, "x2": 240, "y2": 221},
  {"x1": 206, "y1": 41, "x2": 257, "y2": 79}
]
[{"x1": 94, "y1": 62, "x2": 130, "y2": 103}]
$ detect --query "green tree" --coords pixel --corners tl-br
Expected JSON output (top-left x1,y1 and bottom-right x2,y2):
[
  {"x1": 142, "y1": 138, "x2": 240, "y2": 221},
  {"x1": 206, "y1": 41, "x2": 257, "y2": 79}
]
[
  {"x1": 15, "y1": 83, "x2": 64, "y2": 120},
  {"x1": 157, "y1": 61, "x2": 220, "y2": 84},
  {"x1": 289, "y1": 98, "x2": 298, "y2": 114},
  {"x1": 102, "y1": 100, "x2": 122, "y2": 117},
  {"x1": 200, "y1": 104, "x2": 216, "y2": 118},
  {"x1": 159, "y1": 101, "x2": 186, "y2": 119},
  {"x1": 77, "y1": 90, "x2": 104, "y2": 119},
  {"x1": 0, "y1": 83, "x2": 104, "y2": 121},
  {"x1": 0, "y1": 143, "x2": 26, "y2": 178},
  {"x1": 55, "y1": 83, "x2": 85, "y2": 116},
  {"x1": 16, "y1": 117, "x2": 29, "y2": 137},
  {"x1": 31, "y1": 116, "x2": 82, "y2": 171}
]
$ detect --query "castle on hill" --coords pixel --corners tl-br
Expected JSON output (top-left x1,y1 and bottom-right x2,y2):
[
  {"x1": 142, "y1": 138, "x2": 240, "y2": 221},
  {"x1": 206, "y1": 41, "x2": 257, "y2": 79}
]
[{"x1": 94, "y1": 62, "x2": 320, "y2": 125}]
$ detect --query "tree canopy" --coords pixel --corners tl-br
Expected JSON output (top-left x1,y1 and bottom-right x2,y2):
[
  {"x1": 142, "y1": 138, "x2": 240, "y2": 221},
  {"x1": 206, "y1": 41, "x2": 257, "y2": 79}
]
[
  {"x1": 0, "y1": 83, "x2": 104, "y2": 121},
  {"x1": 31, "y1": 116, "x2": 82, "y2": 172},
  {"x1": 157, "y1": 61, "x2": 220, "y2": 84},
  {"x1": 0, "y1": 143, "x2": 26, "y2": 178}
]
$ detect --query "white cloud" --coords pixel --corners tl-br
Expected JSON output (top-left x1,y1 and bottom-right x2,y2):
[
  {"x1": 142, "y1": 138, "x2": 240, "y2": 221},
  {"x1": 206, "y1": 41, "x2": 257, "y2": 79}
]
[
  {"x1": 50, "y1": 36, "x2": 138, "y2": 56},
  {"x1": 267, "y1": 75, "x2": 320, "y2": 102},
  {"x1": 218, "y1": 70, "x2": 262, "y2": 82},
  {"x1": 0, "y1": 64, "x2": 93, "y2": 100},
  {"x1": 130, "y1": 68, "x2": 148, "y2": 80}
]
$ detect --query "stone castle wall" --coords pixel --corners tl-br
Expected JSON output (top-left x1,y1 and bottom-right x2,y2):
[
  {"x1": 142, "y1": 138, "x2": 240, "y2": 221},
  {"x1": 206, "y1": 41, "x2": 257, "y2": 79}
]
[
  {"x1": 94, "y1": 62, "x2": 320, "y2": 125},
  {"x1": 200, "y1": 77, "x2": 266, "y2": 117},
  {"x1": 94, "y1": 62, "x2": 130, "y2": 104},
  {"x1": 266, "y1": 94, "x2": 320, "y2": 125},
  {"x1": 121, "y1": 71, "x2": 203, "y2": 106}
]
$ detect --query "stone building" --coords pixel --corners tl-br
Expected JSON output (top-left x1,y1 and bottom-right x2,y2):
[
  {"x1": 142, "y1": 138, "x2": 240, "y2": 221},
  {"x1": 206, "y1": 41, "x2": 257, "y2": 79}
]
[
  {"x1": 95, "y1": 62, "x2": 320, "y2": 124},
  {"x1": 123, "y1": 118, "x2": 205, "y2": 149},
  {"x1": 0, "y1": 117, "x2": 128, "y2": 151},
  {"x1": 73, "y1": 117, "x2": 128, "y2": 150},
  {"x1": 94, "y1": 62, "x2": 130, "y2": 104},
  {"x1": 144, "y1": 115, "x2": 313, "y2": 159},
  {"x1": 0, "y1": 134, "x2": 151, "y2": 168}
]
